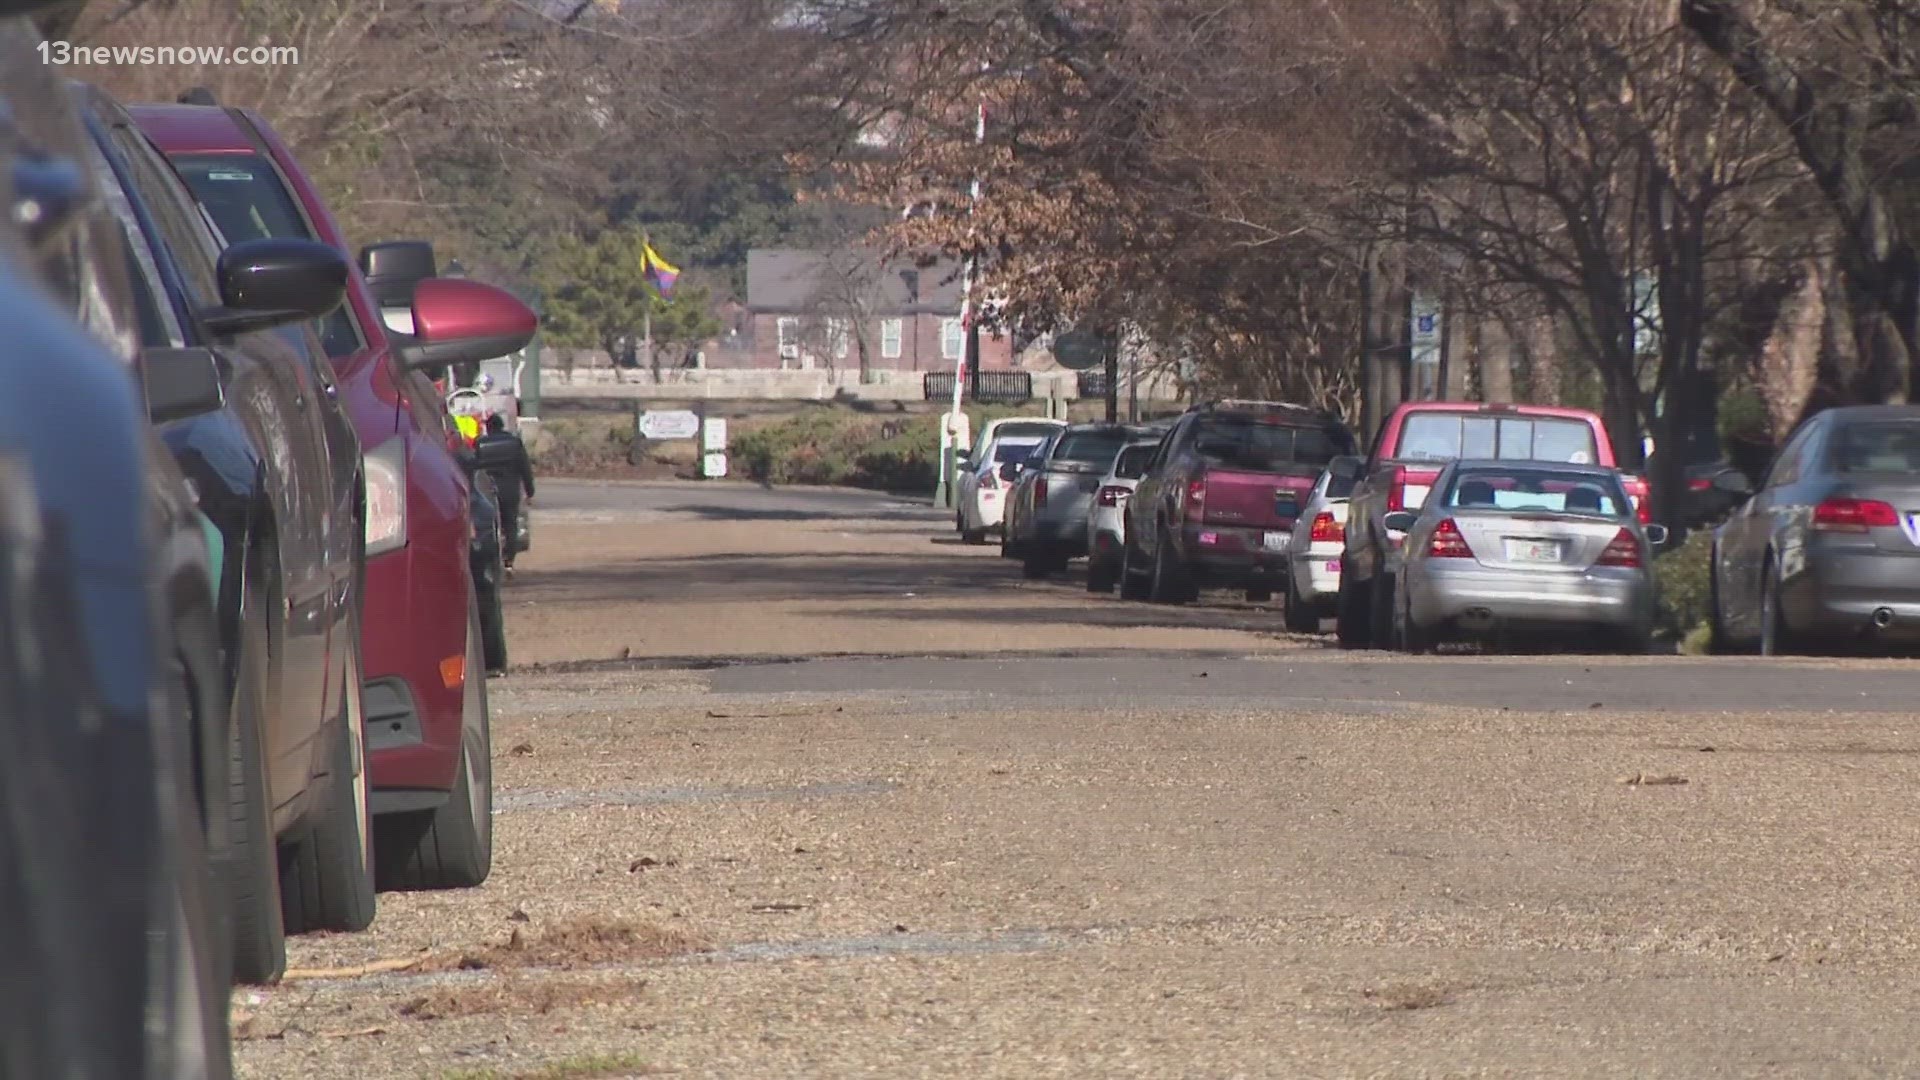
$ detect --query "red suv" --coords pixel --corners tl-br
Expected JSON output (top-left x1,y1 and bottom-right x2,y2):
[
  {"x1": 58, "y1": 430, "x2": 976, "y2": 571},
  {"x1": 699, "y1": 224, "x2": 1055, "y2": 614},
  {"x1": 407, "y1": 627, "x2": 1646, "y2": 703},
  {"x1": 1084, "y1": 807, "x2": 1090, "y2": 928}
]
[{"x1": 133, "y1": 100, "x2": 536, "y2": 891}]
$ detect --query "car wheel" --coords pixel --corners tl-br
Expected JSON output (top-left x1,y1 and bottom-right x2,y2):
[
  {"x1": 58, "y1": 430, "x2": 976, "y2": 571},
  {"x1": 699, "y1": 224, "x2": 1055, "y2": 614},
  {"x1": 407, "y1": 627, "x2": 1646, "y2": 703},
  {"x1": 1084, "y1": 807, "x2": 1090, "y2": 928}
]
[
  {"x1": 1368, "y1": 567, "x2": 1397, "y2": 649},
  {"x1": 218, "y1": 575, "x2": 285, "y2": 984},
  {"x1": 150, "y1": 717, "x2": 236, "y2": 1080},
  {"x1": 1335, "y1": 561, "x2": 1372, "y2": 650},
  {"x1": 374, "y1": 593, "x2": 494, "y2": 890},
  {"x1": 1119, "y1": 533, "x2": 1150, "y2": 601},
  {"x1": 1397, "y1": 586, "x2": 1433, "y2": 654},
  {"x1": 1283, "y1": 573, "x2": 1320, "y2": 633},
  {"x1": 279, "y1": 610, "x2": 376, "y2": 934},
  {"x1": 1149, "y1": 526, "x2": 1194, "y2": 604},
  {"x1": 1759, "y1": 560, "x2": 1802, "y2": 657},
  {"x1": 1706, "y1": 549, "x2": 1738, "y2": 655},
  {"x1": 1086, "y1": 557, "x2": 1117, "y2": 594},
  {"x1": 480, "y1": 570, "x2": 509, "y2": 675}
]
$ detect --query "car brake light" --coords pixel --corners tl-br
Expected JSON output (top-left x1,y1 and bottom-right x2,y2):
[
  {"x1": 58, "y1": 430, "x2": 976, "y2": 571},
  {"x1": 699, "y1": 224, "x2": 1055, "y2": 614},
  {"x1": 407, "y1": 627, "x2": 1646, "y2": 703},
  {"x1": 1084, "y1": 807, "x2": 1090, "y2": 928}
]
[
  {"x1": 1428, "y1": 518, "x2": 1472, "y2": 558},
  {"x1": 1034, "y1": 479, "x2": 1049, "y2": 507},
  {"x1": 1688, "y1": 478, "x2": 1712, "y2": 491},
  {"x1": 1812, "y1": 496, "x2": 1899, "y2": 532},
  {"x1": 1186, "y1": 478, "x2": 1206, "y2": 514},
  {"x1": 1309, "y1": 511, "x2": 1343, "y2": 543},
  {"x1": 1597, "y1": 527, "x2": 1642, "y2": 567},
  {"x1": 1097, "y1": 485, "x2": 1128, "y2": 506},
  {"x1": 1386, "y1": 466, "x2": 1407, "y2": 512}
]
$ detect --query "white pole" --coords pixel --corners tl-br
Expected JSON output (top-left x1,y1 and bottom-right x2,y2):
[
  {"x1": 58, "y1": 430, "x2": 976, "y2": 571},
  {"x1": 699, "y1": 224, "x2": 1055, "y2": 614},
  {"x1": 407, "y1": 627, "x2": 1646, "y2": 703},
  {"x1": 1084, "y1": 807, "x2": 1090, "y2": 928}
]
[{"x1": 937, "y1": 64, "x2": 989, "y2": 508}]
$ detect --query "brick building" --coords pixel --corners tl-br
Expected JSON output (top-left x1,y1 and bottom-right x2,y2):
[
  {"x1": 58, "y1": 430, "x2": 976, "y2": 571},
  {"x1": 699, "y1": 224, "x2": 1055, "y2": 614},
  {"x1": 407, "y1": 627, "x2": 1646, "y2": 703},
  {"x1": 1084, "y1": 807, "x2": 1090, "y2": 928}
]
[{"x1": 713, "y1": 248, "x2": 1015, "y2": 372}]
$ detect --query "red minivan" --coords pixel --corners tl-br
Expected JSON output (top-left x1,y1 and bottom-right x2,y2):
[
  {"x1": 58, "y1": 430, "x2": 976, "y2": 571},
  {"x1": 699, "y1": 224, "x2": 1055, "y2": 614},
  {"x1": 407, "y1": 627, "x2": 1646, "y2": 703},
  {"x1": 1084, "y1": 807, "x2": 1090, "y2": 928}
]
[{"x1": 133, "y1": 100, "x2": 535, "y2": 892}]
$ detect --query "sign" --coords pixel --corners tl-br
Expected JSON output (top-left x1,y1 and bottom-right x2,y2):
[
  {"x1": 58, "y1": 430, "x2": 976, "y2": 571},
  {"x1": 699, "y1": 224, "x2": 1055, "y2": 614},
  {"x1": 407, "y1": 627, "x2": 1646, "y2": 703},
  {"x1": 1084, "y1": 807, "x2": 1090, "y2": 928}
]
[
  {"x1": 1052, "y1": 328, "x2": 1109, "y2": 371},
  {"x1": 1410, "y1": 292, "x2": 1442, "y2": 400},
  {"x1": 702, "y1": 452, "x2": 728, "y2": 479},
  {"x1": 637, "y1": 409, "x2": 700, "y2": 440},
  {"x1": 702, "y1": 417, "x2": 728, "y2": 452}
]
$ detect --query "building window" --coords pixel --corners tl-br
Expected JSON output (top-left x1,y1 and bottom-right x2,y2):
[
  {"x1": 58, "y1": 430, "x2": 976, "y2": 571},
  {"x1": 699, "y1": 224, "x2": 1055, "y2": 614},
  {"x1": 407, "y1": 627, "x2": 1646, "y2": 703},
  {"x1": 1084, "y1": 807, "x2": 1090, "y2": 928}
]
[
  {"x1": 825, "y1": 317, "x2": 851, "y2": 359},
  {"x1": 881, "y1": 318, "x2": 903, "y2": 359},
  {"x1": 941, "y1": 317, "x2": 964, "y2": 360},
  {"x1": 776, "y1": 317, "x2": 799, "y2": 362}
]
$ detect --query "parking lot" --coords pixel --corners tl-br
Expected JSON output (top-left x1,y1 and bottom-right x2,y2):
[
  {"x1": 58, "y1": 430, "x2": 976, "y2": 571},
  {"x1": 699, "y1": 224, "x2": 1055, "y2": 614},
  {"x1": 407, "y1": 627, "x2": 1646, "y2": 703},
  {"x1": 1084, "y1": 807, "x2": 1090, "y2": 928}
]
[{"x1": 237, "y1": 480, "x2": 1920, "y2": 1079}]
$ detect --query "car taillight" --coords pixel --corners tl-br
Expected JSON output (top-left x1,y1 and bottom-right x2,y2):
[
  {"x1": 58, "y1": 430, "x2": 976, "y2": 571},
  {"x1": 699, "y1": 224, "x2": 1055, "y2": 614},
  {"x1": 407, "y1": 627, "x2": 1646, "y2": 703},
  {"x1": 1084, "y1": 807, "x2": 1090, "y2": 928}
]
[
  {"x1": 1428, "y1": 518, "x2": 1472, "y2": 558},
  {"x1": 364, "y1": 440, "x2": 407, "y2": 557},
  {"x1": 1186, "y1": 478, "x2": 1206, "y2": 515},
  {"x1": 1386, "y1": 466, "x2": 1407, "y2": 512},
  {"x1": 1097, "y1": 485, "x2": 1128, "y2": 506},
  {"x1": 1688, "y1": 477, "x2": 1712, "y2": 491},
  {"x1": 1812, "y1": 496, "x2": 1899, "y2": 532},
  {"x1": 1597, "y1": 527, "x2": 1642, "y2": 567},
  {"x1": 1309, "y1": 511, "x2": 1343, "y2": 543},
  {"x1": 1034, "y1": 479, "x2": 1049, "y2": 507}
]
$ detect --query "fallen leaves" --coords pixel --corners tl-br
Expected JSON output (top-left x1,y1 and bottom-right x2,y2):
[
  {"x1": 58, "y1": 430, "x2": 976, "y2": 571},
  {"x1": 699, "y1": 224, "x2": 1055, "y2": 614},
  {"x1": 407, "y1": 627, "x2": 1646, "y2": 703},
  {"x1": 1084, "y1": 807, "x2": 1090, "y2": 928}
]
[{"x1": 1618, "y1": 772, "x2": 1689, "y2": 786}]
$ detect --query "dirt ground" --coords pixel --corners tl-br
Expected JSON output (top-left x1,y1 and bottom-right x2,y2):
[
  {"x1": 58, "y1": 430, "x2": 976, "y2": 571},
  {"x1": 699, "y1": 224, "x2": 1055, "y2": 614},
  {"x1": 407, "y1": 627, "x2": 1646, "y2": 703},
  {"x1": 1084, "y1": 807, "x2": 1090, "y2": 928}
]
[{"x1": 231, "y1": 483, "x2": 1920, "y2": 1079}]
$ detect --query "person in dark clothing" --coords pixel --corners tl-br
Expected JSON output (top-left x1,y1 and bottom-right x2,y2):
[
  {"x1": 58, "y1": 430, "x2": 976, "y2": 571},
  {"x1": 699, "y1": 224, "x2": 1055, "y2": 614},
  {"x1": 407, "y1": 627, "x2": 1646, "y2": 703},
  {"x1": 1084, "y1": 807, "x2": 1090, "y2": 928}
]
[{"x1": 476, "y1": 414, "x2": 535, "y2": 572}]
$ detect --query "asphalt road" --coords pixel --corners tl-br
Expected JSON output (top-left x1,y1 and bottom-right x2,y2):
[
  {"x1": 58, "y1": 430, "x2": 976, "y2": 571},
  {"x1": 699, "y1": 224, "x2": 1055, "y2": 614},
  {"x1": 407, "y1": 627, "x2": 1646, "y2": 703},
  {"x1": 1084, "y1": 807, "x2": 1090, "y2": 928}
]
[{"x1": 234, "y1": 480, "x2": 1920, "y2": 1080}]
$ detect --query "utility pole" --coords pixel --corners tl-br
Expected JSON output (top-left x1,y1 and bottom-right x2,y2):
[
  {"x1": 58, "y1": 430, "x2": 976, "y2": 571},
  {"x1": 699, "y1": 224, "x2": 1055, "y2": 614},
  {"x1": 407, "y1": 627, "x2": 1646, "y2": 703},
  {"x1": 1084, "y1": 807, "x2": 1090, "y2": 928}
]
[{"x1": 934, "y1": 63, "x2": 990, "y2": 510}]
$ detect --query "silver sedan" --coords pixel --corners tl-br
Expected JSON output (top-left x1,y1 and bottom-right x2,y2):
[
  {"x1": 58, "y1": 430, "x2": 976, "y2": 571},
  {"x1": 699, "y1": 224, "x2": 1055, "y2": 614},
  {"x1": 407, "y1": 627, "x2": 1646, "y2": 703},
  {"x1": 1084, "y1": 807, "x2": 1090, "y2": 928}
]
[{"x1": 1383, "y1": 460, "x2": 1667, "y2": 654}]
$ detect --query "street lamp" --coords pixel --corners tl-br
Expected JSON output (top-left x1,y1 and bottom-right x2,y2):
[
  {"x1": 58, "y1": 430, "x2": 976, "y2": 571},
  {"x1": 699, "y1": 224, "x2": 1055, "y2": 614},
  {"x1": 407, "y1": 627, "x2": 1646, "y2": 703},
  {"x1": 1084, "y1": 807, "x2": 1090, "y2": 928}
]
[{"x1": 932, "y1": 62, "x2": 990, "y2": 512}]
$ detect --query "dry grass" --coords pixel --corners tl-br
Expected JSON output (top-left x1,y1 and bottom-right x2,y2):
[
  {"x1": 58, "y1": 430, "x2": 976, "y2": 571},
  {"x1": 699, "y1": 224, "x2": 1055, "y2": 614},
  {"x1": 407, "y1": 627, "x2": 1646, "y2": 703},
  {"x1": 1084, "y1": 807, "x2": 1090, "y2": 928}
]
[
  {"x1": 425, "y1": 915, "x2": 710, "y2": 974},
  {"x1": 441, "y1": 1052, "x2": 663, "y2": 1079},
  {"x1": 1366, "y1": 982, "x2": 1453, "y2": 1011},
  {"x1": 397, "y1": 975, "x2": 647, "y2": 1021}
]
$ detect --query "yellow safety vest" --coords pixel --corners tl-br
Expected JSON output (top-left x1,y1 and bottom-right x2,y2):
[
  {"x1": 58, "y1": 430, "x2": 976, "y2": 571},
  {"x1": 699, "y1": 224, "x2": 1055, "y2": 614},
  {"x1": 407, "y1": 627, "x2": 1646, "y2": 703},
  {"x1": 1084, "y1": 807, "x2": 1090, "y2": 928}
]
[{"x1": 454, "y1": 413, "x2": 480, "y2": 444}]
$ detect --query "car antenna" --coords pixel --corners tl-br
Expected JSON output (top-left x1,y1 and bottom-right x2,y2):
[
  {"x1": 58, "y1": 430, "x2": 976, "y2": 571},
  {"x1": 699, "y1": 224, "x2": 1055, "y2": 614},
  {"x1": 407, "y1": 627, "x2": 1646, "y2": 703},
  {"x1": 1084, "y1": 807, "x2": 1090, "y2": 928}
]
[{"x1": 178, "y1": 87, "x2": 219, "y2": 106}]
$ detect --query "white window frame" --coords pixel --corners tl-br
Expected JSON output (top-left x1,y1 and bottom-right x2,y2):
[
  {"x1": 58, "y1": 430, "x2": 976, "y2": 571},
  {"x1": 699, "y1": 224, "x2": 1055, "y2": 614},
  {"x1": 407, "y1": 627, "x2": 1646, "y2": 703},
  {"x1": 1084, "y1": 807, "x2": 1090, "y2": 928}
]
[
  {"x1": 825, "y1": 316, "x2": 851, "y2": 359},
  {"x1": 881, "y1": 317, "x2": 903, "y2": 359},
  {"x1": 941, "y1": 317, "x2": 963, "y2": 360},
  {"x1": 776, "y1": 316, "x2": 800, "y2": 360}
]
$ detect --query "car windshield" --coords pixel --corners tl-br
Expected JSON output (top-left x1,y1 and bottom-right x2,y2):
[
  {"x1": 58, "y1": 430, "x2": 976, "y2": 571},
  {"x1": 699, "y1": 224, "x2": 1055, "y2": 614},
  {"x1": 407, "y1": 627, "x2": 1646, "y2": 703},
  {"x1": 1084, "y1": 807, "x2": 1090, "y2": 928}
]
[
  {"x1": 1192, "y1": 415, "x2": 1349, "y2": 472},
  {"x1": 1053, "y1": 430, "x2": 1134, "y2": 467},
  {"x1": 1833, "y1": 420, "x2": 1920, "y2": 474},
  {"x1": 1442, "y1": 467, "x2": 1630, "y2": 518},
  {"x1": 172, "y1": 152, "x2": 359, "y2": 359},
  {"x1": 1399, "y1": 412, "x2": 1598, "y2": 464}
]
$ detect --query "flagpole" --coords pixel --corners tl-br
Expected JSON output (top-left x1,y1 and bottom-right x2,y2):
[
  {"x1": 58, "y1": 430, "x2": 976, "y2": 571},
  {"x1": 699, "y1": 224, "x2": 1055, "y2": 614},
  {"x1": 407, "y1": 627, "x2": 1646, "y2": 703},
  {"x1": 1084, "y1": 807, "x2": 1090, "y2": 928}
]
[
  {"x1": 641, "y1": 231, "x2": 655, "y2": 379},
  {"x1": 935, "y1": 63, "x2": 989, "y2": 511}
]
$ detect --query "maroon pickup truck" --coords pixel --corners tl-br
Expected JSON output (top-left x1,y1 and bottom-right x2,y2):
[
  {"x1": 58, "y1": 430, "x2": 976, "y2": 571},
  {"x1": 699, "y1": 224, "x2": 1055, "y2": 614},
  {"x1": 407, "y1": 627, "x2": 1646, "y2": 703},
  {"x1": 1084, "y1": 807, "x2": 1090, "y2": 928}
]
[{"x1": 1120, "y1": 401, "x2": 1359, "y2": 603}]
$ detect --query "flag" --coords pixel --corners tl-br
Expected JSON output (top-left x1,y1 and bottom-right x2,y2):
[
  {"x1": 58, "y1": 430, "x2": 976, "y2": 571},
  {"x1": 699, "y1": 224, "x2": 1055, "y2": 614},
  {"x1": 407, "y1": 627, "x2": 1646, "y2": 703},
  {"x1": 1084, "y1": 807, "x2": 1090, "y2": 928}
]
[{"x1": 641, "y1": 240, "x2": 680, "y2": 298}]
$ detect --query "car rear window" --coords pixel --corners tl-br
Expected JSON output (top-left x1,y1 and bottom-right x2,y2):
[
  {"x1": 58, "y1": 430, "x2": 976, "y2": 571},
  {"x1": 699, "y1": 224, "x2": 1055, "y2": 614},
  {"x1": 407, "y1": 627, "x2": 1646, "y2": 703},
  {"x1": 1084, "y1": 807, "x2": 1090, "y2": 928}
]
[
  {"x1": 1833, "y1": 421, "x2": 1920, "y2": 474},
  {"x1": 992, "y1": 440, "x2": 1043, "y2": 463},
  {"x1": 1113, "y1": 443, "x2": 1157, "y2": 479},
  {"x1": 172, "y1": 152, "x2": 361, "y2": 360},
  {"x1": 1192, "y1": 415, "x2": 1352, "y2": 472},
  {"x1": 1324, "y1": 471, "x2": 1357, "y2": 499},
  {"x1": 1443, "y1": 467, "x2": 1630, "y2": 518},
  {"x1": 1398, "y1": 412, "x2": 1598, "y2": 464},
  {"x1": 1053, "y1": 430, "x2": 1134, "y2": 466}
]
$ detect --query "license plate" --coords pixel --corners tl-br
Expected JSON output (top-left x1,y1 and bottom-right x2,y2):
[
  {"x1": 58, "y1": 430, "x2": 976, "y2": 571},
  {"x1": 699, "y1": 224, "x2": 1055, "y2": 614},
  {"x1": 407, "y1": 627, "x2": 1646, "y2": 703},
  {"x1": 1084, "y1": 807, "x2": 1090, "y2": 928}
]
[
  {"x1": 1504, "y1": 538, "x2": 1560, "y2": 563},
  {"x1": 1263, "y1": 531, "x2": 1289, "y2": 552}
]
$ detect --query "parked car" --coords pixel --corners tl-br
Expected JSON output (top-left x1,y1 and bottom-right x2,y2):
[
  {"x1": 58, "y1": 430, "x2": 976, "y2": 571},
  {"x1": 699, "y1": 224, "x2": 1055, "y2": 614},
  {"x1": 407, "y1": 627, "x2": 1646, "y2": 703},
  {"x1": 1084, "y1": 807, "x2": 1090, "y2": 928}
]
[
  {"x1": 1004, "y1": 422, "x2": 1156, "y2": 578},
  {"x1": 135, "y1": 105, "x2": 536, "y2": 890},
  {"x1": 1119, "y1": 400, "x2": 1358, "y2": 604},
  {"x1": 1708, "y1": 405, "x2": 1920, "y2": 655},
  {"x1": 75, "y1": 83, "x2": 376, "y2": 979},
  {"x1": 1334, "y1": 401, "x2": 1649, "y2": 650},
  {"x1": 1384, "y1": 460, "x2": 1665, "y2": 654},
  {"x1": 1283, "y1": 465, "x2": 1355, "y2": 632},
  {"x1": 955, "y1": 417, "x2": 1067, "y2": 543},
  {"x1": 0, "y1": 7, "x2": 231, "y2": 1070},
  {"x1": 1085, "y1": 439, "x2": 1161, "y2": 593}
]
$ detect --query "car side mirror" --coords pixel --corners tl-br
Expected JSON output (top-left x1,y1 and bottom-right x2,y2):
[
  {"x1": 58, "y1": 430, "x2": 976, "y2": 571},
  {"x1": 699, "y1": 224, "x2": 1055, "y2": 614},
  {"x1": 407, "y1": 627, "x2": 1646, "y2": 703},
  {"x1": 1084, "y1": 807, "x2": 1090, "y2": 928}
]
[
  {"x1": 1328, "y1": 455, "x2": 1363, "y2": 482},
  {"x1": 998, "y1": 462, "x2": 1022, "y2": 483},
  {"x1": 141, "y1": 346, "x2": 226, "y2": 423},
  {"x1": 396, "y1": 278, "x2": 538, "y2": 372},
  {"x1": 1382, "y1": 510, "x2": 1418, "y2": 533},
  {"x1": 200, "y1": 237, "x2": 347, "y2": 335},
  {"x1": 1644, "y1": 523, "x2": 1670, "y2": 547},
  {"x1": 1709, "y1": 468, "x2": 1754, "y2": 499}
]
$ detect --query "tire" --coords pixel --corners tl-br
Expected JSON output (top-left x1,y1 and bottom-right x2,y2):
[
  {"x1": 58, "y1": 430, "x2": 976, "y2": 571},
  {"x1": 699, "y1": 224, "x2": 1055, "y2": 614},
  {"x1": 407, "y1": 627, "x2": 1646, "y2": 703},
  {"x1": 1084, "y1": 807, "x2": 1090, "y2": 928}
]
[
  {"x1": 1086, "y1": 557, "x2": 1118, "y2": 594},
  {"x1": 374, "y1": 596, "x2": 494, "y2": 890},
  {"x1": 1245, "y1": 587, "x2": 1273, "y2": 603},
  {"x1": 1284, "y1": 573, "x2": 1320, "y2": 633},
  {"x1": 1368, "y1": 567, "x2": 1397, "y2": 649},
  {"x1": 1119, "y1": 533, "x2": 1151, "y2": 601},
  {"x1": 1706, "y1": 549, "x2": 1739, "y2": 655},
  {"x1": 1398, "y1": 587, "x2": 1434, "y2": 654},
  {"x1": 480, "y1": 575, "x2": 509, "y2": 675},
  {"x1": 278, "y1": 612, "x2": 375, "y2": 934},
  {"x1": 219, "y1": 578, "x2": 285, "y2": 984},
  {"x1": 1335, "y1": 562, "x2": 1372, "y2": 650},
  {"x1": 1149, "y1": 527, "x2": 1194, "y2": 604},
  {"x1": 1022, "y1": 546, "x2": 1054, "y2": 579},
  {"x1": 962, "y1": 528, "x2": 987, "y2": 545},
  {"x1": 1759, "y1": 560, "x2": 1802, "y2": 657},
  {"x1": 1615, "y1": 624, "x2": 1654, "y2": 655}
]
